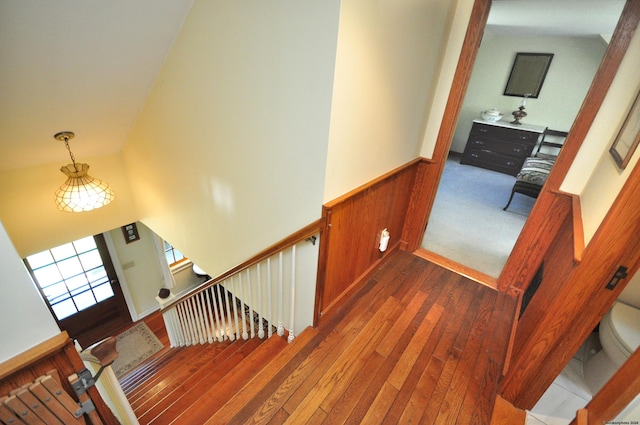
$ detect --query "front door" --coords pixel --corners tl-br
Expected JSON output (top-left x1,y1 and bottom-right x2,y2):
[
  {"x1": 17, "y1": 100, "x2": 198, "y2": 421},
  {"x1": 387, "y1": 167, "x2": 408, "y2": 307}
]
[{"x1": 25, "y1": 233, "x2": 132, "y2": 347}]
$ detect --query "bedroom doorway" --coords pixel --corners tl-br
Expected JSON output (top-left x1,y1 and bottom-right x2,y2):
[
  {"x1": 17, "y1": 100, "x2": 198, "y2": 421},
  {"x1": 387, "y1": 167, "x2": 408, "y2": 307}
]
[{"x1": 420, "y1": 0, "x2": 621, "y2": 279}]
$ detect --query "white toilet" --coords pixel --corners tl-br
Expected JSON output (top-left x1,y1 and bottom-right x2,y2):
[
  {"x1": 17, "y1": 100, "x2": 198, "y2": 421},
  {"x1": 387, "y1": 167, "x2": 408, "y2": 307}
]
[{"x1": 584, "y1": 300, "x2": 640, "y2": 394}]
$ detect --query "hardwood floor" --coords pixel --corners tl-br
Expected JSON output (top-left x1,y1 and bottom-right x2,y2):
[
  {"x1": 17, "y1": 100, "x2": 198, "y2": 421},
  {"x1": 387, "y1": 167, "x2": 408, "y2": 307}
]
[{"x1": 122, "y1": 250, "x2": 517, "y2": 424}]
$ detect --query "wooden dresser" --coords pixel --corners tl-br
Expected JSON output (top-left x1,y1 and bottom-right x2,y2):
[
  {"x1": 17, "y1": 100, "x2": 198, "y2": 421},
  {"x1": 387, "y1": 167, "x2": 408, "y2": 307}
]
[{"x1": 460, "y1": 119, "x2": 547, "y2": 176}]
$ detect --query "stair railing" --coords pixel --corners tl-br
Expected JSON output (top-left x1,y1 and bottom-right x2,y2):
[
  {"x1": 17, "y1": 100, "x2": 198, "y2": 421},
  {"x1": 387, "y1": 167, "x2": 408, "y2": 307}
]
[{"x1": 159, "y1": 220, "x2": 322, "y2": 347}]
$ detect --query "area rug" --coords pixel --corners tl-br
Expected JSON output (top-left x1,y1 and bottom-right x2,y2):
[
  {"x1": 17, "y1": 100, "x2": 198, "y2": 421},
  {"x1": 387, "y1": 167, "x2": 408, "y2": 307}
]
[{"x1": 111, "y1": 322, "x2": 164, "y2": 378}]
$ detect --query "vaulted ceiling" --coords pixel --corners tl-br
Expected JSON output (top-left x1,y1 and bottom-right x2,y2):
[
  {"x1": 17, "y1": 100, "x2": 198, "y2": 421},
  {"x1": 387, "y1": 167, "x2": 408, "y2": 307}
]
[{"x1": 0, "y1": 0, "x2": 623, "y2": 172}]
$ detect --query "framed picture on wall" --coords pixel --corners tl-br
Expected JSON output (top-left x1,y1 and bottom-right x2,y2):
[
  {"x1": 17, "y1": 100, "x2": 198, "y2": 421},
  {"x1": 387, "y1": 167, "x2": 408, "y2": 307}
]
[
  {"x1": 610, "y1": 90, "x2": 640, "y2": 169},
  {"x1": 504, "y1": 52, "x2": 554, "y2": 99},
  {"x1": 122, "y1": 222, "x2": 140, "y2": 244}
]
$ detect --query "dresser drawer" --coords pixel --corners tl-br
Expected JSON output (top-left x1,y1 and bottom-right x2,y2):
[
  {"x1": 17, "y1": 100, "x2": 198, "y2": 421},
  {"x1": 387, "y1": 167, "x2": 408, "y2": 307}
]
[
  {"x1": 466, "y1": 136, "x2": 534, "y2": 158},
  {"x1": 471, "y1": 122, "x2": 539, "y2": 145},
  {"x1": 460, "y1": 148, "x2": 524, "y2": 176}
]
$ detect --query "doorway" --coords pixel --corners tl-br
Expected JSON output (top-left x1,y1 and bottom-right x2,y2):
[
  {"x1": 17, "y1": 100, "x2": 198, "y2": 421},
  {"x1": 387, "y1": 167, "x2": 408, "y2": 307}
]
[
  {"x1": 420, "y1": 0, "x2": 621, "y2": 279},
  {"x1": 24, "y1": 233, "x2": 132, "y2": 347}
]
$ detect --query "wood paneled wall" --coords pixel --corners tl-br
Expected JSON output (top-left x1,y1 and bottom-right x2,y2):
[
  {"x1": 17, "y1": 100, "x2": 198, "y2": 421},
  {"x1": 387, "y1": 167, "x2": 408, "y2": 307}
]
[
  {"x1": 315, "y1": 160, "x2": 420, "y2": 323},
  {"x1": 0, "y1": 332, "x2": 119, "y2": 424},
  {"x1": 500, "y1": 165, "x2": 640, "y2": 409}
]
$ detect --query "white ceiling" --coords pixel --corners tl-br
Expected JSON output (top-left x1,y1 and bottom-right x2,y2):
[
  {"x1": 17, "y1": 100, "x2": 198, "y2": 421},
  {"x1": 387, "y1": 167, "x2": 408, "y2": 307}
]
[
  {"x1": 0, "y1": 0, "x2": 625, "y2": 172},
  {"x1": 0, "y1": 0, "x2": 194, "y2": 171}
]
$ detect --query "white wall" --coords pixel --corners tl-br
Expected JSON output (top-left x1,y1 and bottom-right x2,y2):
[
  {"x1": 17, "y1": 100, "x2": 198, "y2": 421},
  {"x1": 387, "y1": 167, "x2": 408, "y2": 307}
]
[
  {"x1": 562, "y1": 27, "x2": 640, "y2": 243},
  {"x1": 106, "y1": 222, "x2": 202, "y2": 320},
  {"x1": 324, "y1": 0, "x2": 460, "y2": 201},
  {"x1": 0, "y1": 221, "x2": 59, "y2": 363},
  {"x1": 124, "y1": 1, "x2": 340, "y2": 280},
  {"x1": 450, "y1": 32, "x2": 607, "y2": 153}
]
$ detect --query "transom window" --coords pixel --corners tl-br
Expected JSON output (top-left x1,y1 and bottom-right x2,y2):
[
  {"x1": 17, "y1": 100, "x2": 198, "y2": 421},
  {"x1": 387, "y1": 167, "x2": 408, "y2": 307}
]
[{"x1": 25, "y1": 236, "x2": 114, "y2": 320}]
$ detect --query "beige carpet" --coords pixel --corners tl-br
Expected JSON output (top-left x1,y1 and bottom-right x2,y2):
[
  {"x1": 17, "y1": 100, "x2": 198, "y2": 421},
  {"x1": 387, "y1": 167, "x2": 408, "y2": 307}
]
[
  {"x1": 422, "y1": 154, "x2": 535, "y2": 278},
  {"x1": 111, "y1": 322, "x2": 163, "y2": 378}
]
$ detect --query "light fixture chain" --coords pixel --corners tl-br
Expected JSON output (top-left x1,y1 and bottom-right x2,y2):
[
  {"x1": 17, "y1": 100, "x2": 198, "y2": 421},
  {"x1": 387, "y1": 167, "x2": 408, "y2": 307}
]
[{"x1": 63, "y1": 136, "x2": 79, "y2": 171}]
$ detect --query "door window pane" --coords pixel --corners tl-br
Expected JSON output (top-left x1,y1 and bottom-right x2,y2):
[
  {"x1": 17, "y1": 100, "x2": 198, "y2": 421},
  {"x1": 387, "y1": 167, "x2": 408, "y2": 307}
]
[
  {"x1": 52, "y1": 298, "x2": 77, "y2": 320},
  {"x1": 93, "y1": 283, "x2": 114, "y2": 302},
  {"x1": 26, "y1": 251, "x2": 54, "y2": 269},
  {"x1": 51, "y1": 243, "x2": 76, "y2": 262},
  {"x1": 25, "y1": 235, "x2": 114, "y2": 321},
  {"x1": 79, "y1": 250, "x2": 102, "y2": 270},
  {"x1": 74, "y1": 290, "x2": 97, "y2": 311},
  {"x1": 32, "y1": 264, "x2": 62, "y2": 287},
  {"x1": 74, "y1": 236, "x2": 96, "y2": 254},
  {"x1": 57, "y1": 257, "x2": 83, "y2": 279}
]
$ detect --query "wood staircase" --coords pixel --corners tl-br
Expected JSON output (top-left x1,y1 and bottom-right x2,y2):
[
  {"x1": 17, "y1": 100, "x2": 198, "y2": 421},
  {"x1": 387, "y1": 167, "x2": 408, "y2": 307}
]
[{"x1": 120, "y1": 251, "x2": 517, "y2": 424}]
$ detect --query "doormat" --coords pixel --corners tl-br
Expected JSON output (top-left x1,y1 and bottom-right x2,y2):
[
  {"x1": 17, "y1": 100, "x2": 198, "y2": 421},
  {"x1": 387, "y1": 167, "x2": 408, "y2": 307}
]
[{"x1": 111, "y1": 322, "x2": 164, "y2": 378}]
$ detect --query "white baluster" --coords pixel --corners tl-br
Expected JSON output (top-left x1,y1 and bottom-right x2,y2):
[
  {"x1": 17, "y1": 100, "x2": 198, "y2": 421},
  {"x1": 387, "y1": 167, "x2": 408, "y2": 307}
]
[
  {"x1": 257, "y1": 263, "x2": 265, "y2": 339},
  {"x1": 277, "y1": 251, "x2": 284, "y2": 337},
  {"x1": 239, "y1": 273, "x2": 248, "y2": 340},
  {"x1": 177, "y1": 302, "x2": 194, "y2": 346},
  {"x1": 267, "y1": 258, "x2": 273, "y2": 338},
  {"x1": 223, "y1": 280, "x2": 235, "y2": 341},
  {"x1": 202, "y1": 291, "x2": 214, "y2": 343},
  {"x1": 215, "y1": 284, "x2": 228, "y2": 341},
  {"x1": 211, "y1": 284, "x2": 224, "y2": 341},
  {"x1": 288, "y1": 245, "x2": 296, "y2": 343},
  {"x1": 175, "y1": 303, "x2": 189, "y2": 347},
  {"x1": 185, "y1": 297, "x2": 199, "y2": 345},
  {"x1": 191, "y1": 296, "x2": 205, "y2": 344},
  {"x1": 231, "y1": 276, "x2": 241, "y2": 340},
  {"x1": 247, "y1": 269, "x2": 255, "y2": 338}
]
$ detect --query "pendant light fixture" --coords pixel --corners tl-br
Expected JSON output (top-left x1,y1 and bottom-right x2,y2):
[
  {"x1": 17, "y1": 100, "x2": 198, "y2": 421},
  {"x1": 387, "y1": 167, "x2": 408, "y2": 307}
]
[{"x1": 54, "y1": 131, "x2": 115, "y2": 212}]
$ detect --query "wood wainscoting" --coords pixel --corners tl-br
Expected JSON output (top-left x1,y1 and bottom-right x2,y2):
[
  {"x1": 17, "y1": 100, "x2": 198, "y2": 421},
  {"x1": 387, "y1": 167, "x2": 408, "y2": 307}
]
[
  {"x1": 315, "y1": 159, "x2": 423, "y2": 324},
  {"x1": 0, "y1": 331, "x2": 119, "y2": 424}
]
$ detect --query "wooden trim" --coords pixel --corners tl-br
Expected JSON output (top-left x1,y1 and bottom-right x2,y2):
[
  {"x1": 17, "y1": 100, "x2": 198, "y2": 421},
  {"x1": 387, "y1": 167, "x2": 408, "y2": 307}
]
[
  {"x1": 163, "y1": 219, "x2": 324, "y2": 311},
  {"x1": 502, "y1": 288, "x2": 523, "y2": 376},
  {"x1": 499, "y1": 0, "x2": 640, "y2": 294},
  {"x1": 569, "y1": 192, "x2": 585, "y2": 262},
  {"x1": 501, "y1": 155, "x2": 640, "y2": 409},
  {"x1": 402, "y1": 0, "x2": 492, "y2": 252},
  {"x1": 490, "y1": 395, "x2": 526, "y2": 425},
  {"x1": 0, "y1": 332, "x2": 70, "y2": 381},
  {"x1": 324, "y1": 158, "x2": 421, "y2": 209},
  {"x1": 414, "y1": 248, "x2": 497, "y2": 290}
]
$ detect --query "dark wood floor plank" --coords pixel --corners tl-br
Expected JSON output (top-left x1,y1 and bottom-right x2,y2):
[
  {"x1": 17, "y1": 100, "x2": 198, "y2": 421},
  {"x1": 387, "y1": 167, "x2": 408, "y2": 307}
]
[
  {"x1": 387, "y1": 303, "x2": 444, "y2": 390},
  {"x1": 376, "y1": 289, "x2": 428, "y2": 358},
  {"x1": 393, "y1": 355, "x2": 445, "y2": 425},
  {"x1": 207, "y1": 328, "x2": 319, "y2": 425},
  {"x1": 321, "y1": 351, "x2": 386, "y2": 424},
  {"x1": 437, "y1": 289, "x2": 498, "y2": 425},
  {"x1": 360, "y1": 381, "x2": 399, "y2": 424}
]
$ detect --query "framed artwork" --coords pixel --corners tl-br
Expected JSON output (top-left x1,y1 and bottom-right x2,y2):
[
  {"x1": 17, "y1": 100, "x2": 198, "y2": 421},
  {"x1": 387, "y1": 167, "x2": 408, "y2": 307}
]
[
  {"x1": 610, "y1": 90, "x2": 640, "y2": 169},
  {"x1": 504, "y1": 53, "x2": 554, "y2": 99},
  {"x1": 122, "y1": 222, "x2": 140, "y2": 244}
]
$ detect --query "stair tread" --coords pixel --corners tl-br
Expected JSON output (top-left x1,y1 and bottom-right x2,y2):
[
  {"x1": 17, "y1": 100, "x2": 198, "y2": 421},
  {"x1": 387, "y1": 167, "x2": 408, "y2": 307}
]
[
  {"x1": 128, "y1": 340, "x2": 239, "y2": 410},
  {"x1": 139, "y1": 336, "x2": 269, "y2": 424},
  {"x1": 205, "y1": 327, "x2": 320, "y2": 424},
  {"x1": 168, "y1": 334, "x2": 289, "y2": 424}
]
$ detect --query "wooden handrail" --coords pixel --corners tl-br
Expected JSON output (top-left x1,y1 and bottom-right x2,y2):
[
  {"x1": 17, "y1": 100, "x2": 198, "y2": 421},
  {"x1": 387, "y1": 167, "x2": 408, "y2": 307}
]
[
  {"x1": 0, "y1": 332, "x2": 70, "y2": 380},
  {"x1": 161, "y1": 219, "x2": 324, "y2": 311}
]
